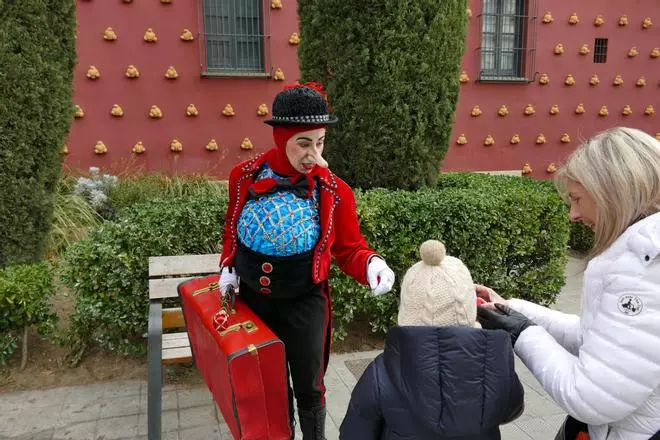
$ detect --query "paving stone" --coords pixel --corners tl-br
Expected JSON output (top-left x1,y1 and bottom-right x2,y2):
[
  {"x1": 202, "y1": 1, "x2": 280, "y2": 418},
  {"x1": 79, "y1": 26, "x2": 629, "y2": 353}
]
[
  {"x1": 95, "y1": 414, "x2": 138, "y2": 440},
  {"x1": 53, "y1": 421, "x2": 96, "y2": 440},
  {"x1": 178, "y1": 404, "x2": 218, "y2": 430},
  {"x1": 99, "y1": 395, "x2": 141, "y2": 419},
  {"x1": 137, "y1": 409, "x2": 178, "y2": 436},
  {"x1": 177, "y1": 387, "x2": 212, "y2": 409}
]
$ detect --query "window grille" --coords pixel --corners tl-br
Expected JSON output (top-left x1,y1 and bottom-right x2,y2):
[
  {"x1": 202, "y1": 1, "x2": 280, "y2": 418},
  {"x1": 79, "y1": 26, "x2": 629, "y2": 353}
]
[
  {"x1": 199, "y1": 0, "x2": 272, "y2": 76},
  {"x1": 478, "y1": 0, "x2": 538, "y2": 82},
  {"x1": 594, "y1": 38, "x2": 608, "y2": 63}
]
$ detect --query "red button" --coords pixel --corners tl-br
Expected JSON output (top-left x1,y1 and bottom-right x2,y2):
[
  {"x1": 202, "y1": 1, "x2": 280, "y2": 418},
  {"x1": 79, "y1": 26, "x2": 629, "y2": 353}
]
[
  {"x1": 260, "y1": 287, "x2": 271, "y2": 295},
  {"x1": 259, "y1": 276, "x2": 271, "y2": 286},
  {"x1": 262, "y1": 262, "x2": 273, "y2": 273}
]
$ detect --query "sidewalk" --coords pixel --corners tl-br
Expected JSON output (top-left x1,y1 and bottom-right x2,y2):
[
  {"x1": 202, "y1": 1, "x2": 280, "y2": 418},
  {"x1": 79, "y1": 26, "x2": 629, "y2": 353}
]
[{"x1": 0, "y1": 257, "x2": 584, "y2": 440}]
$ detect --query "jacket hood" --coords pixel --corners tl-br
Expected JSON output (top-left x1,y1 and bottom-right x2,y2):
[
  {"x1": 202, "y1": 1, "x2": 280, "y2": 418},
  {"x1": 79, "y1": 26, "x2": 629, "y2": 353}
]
[{"x1": 383, "y1": 325, "x2": 520, "y2": 436}]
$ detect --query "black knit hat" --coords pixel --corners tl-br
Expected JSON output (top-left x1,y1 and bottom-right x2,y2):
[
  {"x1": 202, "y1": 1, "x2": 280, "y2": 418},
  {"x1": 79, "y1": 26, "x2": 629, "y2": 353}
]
[{"x1": 264, "y1": 83, "x2": 338, "y2": 126}]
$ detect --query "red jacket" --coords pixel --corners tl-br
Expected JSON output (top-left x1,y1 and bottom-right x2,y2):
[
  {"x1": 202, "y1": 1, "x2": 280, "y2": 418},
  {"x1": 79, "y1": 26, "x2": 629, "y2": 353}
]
[{"x1": 220, "y1": 153, "x2": 377, "y2": 285}]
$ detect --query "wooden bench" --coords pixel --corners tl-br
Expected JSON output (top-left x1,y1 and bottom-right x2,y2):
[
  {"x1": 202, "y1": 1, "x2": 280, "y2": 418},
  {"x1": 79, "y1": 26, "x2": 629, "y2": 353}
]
[{"x1": 147, "y1": 253, "x2": 220, "y2": 440}]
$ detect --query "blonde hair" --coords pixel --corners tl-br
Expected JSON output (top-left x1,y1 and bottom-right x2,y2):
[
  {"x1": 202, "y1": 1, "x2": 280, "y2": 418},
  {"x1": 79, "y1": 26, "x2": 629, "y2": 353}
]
[{"x1": 555, "y1": 127, "x2": 660, "y2": 258}]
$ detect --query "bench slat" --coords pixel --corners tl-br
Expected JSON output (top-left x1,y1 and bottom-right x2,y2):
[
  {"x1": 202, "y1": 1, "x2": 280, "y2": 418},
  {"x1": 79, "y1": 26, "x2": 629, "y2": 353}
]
[
  {"x1": 149, "y1": 277, "x2": 198, "y2": 299},
  {"x1": 163, "y1": 307, "x2": 186, "y2": 329},
  {"x1": 162, "y1": 346, "x2": 192, "y2": 364},
  {"x1": 162, "y1": 332, "x2": 189, "y2": 349},
  {"x1": 148, "y1": 254, "x2": 221, "y2": 278}
]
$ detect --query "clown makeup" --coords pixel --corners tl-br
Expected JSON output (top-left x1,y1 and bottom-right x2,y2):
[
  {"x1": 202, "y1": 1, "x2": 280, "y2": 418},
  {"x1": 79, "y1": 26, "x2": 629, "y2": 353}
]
[{"x1": 285, "y1": 128, "x2": 328, "y2": 173}]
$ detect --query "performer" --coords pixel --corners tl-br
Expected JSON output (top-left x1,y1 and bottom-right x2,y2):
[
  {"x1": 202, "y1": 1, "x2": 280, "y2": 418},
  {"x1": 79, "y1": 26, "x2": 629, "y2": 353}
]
[{"x1": 218, "y1": 83, "x2": 396, "y2": 439}]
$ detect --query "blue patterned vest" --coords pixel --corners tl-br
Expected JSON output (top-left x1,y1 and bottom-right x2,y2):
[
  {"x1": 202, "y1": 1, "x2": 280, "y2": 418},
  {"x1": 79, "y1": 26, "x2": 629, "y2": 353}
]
[{"x1": 237, "y1": 164, "x2": 321, "y2": 257}]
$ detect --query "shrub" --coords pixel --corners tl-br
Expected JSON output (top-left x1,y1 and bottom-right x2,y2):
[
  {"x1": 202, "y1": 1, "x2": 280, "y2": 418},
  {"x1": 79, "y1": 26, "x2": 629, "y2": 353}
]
[
  {"x1": 329, "y1": 173, "x2": 569, "y2": 339},
  {"x1": 62, "y1": 173, "x2": 568, "y2": 354},
  {"x1": 0, "y1": 0, "x2": 77, "y2": 267},
  {"x1": 61, "y1": 194, "x2": 227, "y2": 359},
  {"x1": 569, "y1": 222, "x2": 594, "y2": 253},
  {"x1": 0, "y1": 263, "x2": 57, "y2": 366},
  {"x1": 298, "y1": 0, "x2": 468, "y2": 190},
  {"x1": 73, "y1": 167, "x2": 119, "y2": 219}
]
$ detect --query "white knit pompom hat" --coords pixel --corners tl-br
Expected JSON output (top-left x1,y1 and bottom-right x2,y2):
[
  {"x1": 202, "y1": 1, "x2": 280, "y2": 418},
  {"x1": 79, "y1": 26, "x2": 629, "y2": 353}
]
[{"x1": 397, "y1": 240, "x2": 480, "y2": 328}]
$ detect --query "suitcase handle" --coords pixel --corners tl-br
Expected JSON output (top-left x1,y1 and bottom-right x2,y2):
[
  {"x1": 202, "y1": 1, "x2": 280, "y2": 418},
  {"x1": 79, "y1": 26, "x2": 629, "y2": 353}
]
[{"x1": 217, "y1": 320, "x2": 258, "y2": 337}]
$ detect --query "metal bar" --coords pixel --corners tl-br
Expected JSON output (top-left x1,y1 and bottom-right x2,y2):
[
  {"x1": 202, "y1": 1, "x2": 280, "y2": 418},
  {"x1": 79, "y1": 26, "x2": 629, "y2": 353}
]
[{"x1": 147, "y1": 299, "x2": 163, "y2": 440}]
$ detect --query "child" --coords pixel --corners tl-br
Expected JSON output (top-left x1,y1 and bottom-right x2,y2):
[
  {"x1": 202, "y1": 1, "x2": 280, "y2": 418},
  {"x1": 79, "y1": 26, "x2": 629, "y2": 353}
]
[{"x1": 339, "y1": 240, "x2": 525, "y2": 439}]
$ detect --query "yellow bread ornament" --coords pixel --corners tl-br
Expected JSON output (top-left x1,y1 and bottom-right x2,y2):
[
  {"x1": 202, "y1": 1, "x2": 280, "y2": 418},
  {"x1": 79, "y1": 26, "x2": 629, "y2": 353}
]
[
  {"x1": 575, "y1": 103, "x2": 585, "y2": 114},
  {"x1": 522, "y1": 163, "x2": 532, "y2": 175},
  {"x1": 257, "y1": 104, "x2": 269, "y2": 116},
  {"x1": 288, "y1": 33, "x2": 300, "y2": 45},
  {"x1": 94, "y1": 141, "x2": 108, "y2": 155},
  {"x1": 459, "y1": 71, "x2": 469, "y2": 83},
  {"x1": 636, "y1": 76, "x2": 646, "y2": 87},
  {"x1": 125, "y1": 65, "x2": 140, "y2": 78},
  {"x1": 565, "y1": 74, "x2": 576, "y2": 86},
  {"x1": 456, "y1": 134, "x2": 467, "y2": 145},
  {"x1": 613, "y1": 74, "x2": 624, "y2": 86},
  {"x1": 222, "y1": 104, "x2": 236, "y2": 117},
  {"x1": 524, "y1": 104, "x2": 535, "y2": 115},
  {"x1": 594, "y1": 15, "x2": 605, "y2": 26},
  {"x1": 579, "y1": 44, "x2": 590, "y2": 55},
  {"x1": 466, "y1": 8, "x2": 472, "y2": 19},
  {"x1": 271, "y1": 0, "x2": 282, "y2": 9},
  {"x1": 149, "y1": 105, "x2": 163, "y2": 119},
  {"x1": 484, "y1": 135, "x2": 495, "y2": 146},
  {"x1": 550, "y1": 104, "x2": 560, "y2": 115},
  {"x1": 547, "y1": 163, "x2": 557, "y2": 173},
  {"x1": 510, "y1": 134, "x2": 521, "y2": 144},
  {"x1": 598, "y1": 105, "x2": 608, "y2": 116},
  {"x1": 560, "y1": 133, "x2": 571, "y2": 143},
  {"x1": 645, "y1": 105, "x2": 655, "y2": 116},
  {"x1": 273, "y1": 68, "x2": 285, "y2": 81},
  {"x1": 205, "y1": 139, "x2": 219, "y2": 151},
  {"x1": 618, "y1": 15, "x2": 629, "y2": 26},
  {"x1": 554, "y1": 43, "x2": 565, "y2": 55},
  {"x1": 642, "y1": 17, "x2": 652, "y2": 29},
  {"x1": 622, "y1": 105, "x2": 633, "y2": 116},
  {"x1": 170, "y1": 139, "x2": 183, "y2": 152},
  {"x1": 161, "y1": 0, "x2": 172, "y2": 3},
  {"x1": 539, "y1": 73, "x2": 550, "y2": 85},
  {"x1": 535, "y1": 134, "x2": 546, "y2": 144},
  {"x1": 132, "y1": 141, "x2": 146, "y2": 154},
  {"x1": 87, "y1": 66, "x2": 101, "y2": 80},
  {"x1": 186, "y1": 104, "x2": 199, "y2": 117},
  {"x1": 568, "y1": 12, "x2": 579, "y2": 25},
  {"x1": 61, "y1": 144, "x2": 69, "y2": 155},
  {"x1": 180, "y1": 29, "x2": 194, "y2": 41},
  {"x1": 165, "y1": 66, "x2": 179, "y2": 79},
  {"x1": 144, "y1": 28, "x2": 157, "y2": 43},
  {"x1": 542, "y1": 11, "x2": 553, "y2": 23},
  {"x1": 498, "y1": 105, "x2": 509, "y2": 117},
  {"x1": 590, "y1": 74, "x2": 600, "y2": 86},
  {"x1": 74, "y1": 105, "x2": 85, "y2": 118},
  {"x1": 471, "y1": 105, "x2": 482, "y2": 117},
  {"x1": 628, "y1": 47, "x2": 639, "y2": 57},
  {"x1": 651, "y1": 48, "x2": 660, "y2": 58},
  {"x1": 111, "y1": 104, "x2": 124, "y2": 117},
  {"x1": 241, "y1": 137, "x2": 254, "y2": 150},
  {"x1": 103, "y1": 27, "x2": 117, "y2": 41},
  {"x1": 656, "y1": 133, "x2": 660, "y2": 141}
]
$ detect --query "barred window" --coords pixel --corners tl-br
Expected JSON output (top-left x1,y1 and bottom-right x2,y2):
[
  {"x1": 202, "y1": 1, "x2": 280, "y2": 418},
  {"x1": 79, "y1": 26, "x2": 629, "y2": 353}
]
[
  {"x1": 202, "y1": 0, "x2": 271, "y2": 76},
  {"x1": 479, "y1": 0, "x2": 536, "y2": 82}
]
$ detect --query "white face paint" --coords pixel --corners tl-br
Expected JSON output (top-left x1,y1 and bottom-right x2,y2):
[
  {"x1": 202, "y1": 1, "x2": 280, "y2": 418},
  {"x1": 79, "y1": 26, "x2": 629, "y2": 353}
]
[{"x1": 285, "y1": 128, "x2": 328, "y2": 174}]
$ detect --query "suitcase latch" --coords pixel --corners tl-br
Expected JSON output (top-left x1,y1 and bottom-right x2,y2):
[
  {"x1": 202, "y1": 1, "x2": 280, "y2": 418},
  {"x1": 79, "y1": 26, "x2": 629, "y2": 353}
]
[
  {"x1": 192, "y1": 281, "x2": 219, "y2": 296},
  {"x1": 247, "y1": 344, "x2": 257, "y2": 356},
  {"x1": 217, "y1": 320, "x2": 258, "y2": 336}
]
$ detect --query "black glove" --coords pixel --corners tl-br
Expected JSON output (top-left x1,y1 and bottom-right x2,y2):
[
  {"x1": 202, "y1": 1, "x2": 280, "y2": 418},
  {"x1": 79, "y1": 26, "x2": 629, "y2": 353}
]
[{"x1": 477, "y1": 303, "x2": 535, "y2": 346}]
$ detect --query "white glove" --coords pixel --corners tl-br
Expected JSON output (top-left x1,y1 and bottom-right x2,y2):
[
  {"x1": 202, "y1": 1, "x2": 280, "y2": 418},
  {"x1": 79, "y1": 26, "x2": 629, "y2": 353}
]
[
  {"x1": 219, "y1": 266, "x2": 238, "y2": 296},
  {"x1": 367, "y1": 257, "x2": 395, "y2": 296}
]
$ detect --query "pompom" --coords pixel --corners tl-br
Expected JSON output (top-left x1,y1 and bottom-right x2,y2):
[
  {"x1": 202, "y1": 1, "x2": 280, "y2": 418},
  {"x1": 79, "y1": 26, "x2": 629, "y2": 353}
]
[{"x1": 420, "y1": 240, "x2": 446, "y2": 266}]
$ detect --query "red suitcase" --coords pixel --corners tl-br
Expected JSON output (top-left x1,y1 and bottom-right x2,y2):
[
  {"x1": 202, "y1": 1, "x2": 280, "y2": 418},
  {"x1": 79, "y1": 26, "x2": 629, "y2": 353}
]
[{"x1": 177, "y1": 275, "x2": 291, "y2": 440}]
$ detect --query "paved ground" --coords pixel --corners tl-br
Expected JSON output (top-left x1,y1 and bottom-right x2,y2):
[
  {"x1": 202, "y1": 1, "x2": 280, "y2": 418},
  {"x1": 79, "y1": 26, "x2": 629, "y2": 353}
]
[{"x1": 0, "y1": 257, "x2": 584, "y2": 440}]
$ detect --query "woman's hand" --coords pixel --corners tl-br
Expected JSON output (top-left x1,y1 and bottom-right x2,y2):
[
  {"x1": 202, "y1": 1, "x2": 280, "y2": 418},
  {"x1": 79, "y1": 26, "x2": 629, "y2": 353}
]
[
  {"x1": 475, "y1": 284, "x2": 507, "y2": 309},
  {"x1": 477, "y1": 303, "x2": 535, "y2": 346}
]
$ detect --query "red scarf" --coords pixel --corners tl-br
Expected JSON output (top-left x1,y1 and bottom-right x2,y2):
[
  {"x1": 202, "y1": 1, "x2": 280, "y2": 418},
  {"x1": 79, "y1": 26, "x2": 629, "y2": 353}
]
[{"x1": 250, "y1": 125, "x2": 326, "y2": 199}]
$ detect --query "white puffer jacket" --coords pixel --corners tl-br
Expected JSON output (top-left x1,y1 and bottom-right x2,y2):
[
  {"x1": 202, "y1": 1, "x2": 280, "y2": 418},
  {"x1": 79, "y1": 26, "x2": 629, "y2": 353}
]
[{"x1": 508, "y1": 212, "x2": 660, "y2": 440}]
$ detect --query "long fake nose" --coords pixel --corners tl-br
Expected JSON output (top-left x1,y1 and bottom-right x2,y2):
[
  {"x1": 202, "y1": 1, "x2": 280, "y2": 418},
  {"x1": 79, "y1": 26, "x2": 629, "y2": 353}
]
[{"x1": 308, "y1": 148, "x2": 328, "y2": 168}]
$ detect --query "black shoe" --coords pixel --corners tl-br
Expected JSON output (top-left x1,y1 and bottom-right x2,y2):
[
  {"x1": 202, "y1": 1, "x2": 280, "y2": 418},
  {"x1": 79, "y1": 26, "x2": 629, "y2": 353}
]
[{"x1": 298, "y1": 406, "x2": 326, "y2": 440}]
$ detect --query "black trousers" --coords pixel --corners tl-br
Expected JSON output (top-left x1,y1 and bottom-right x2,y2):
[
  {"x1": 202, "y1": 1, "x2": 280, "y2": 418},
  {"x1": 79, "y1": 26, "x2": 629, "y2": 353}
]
[{"x1": 239, "y1": 279, "x2": 332, "y2": 412}]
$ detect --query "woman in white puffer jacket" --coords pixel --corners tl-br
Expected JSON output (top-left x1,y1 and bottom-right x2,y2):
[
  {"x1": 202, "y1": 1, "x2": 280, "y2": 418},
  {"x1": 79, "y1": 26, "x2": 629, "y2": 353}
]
[{"x1": 477, "y1": 127, "x2": 660, "y2": 440}]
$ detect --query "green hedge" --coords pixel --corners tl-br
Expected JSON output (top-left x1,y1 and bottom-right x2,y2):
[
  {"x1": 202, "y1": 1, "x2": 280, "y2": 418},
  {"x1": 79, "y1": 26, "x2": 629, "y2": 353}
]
[
  {"x1": 569, "y1": 222, "x2": 594, "y2": 253},
  {"x1": 298, "y1": 0, "x2": 467, "y2": 190},
  {"x1": 0, "y1": 0, "x2": 77, "y2": 267},
  {"x1": 61, "y1": 173, "x2": 569, "y2": 355},
  {"x1": 0, "y1": 262, "x2": 57, "y2": 365}
]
